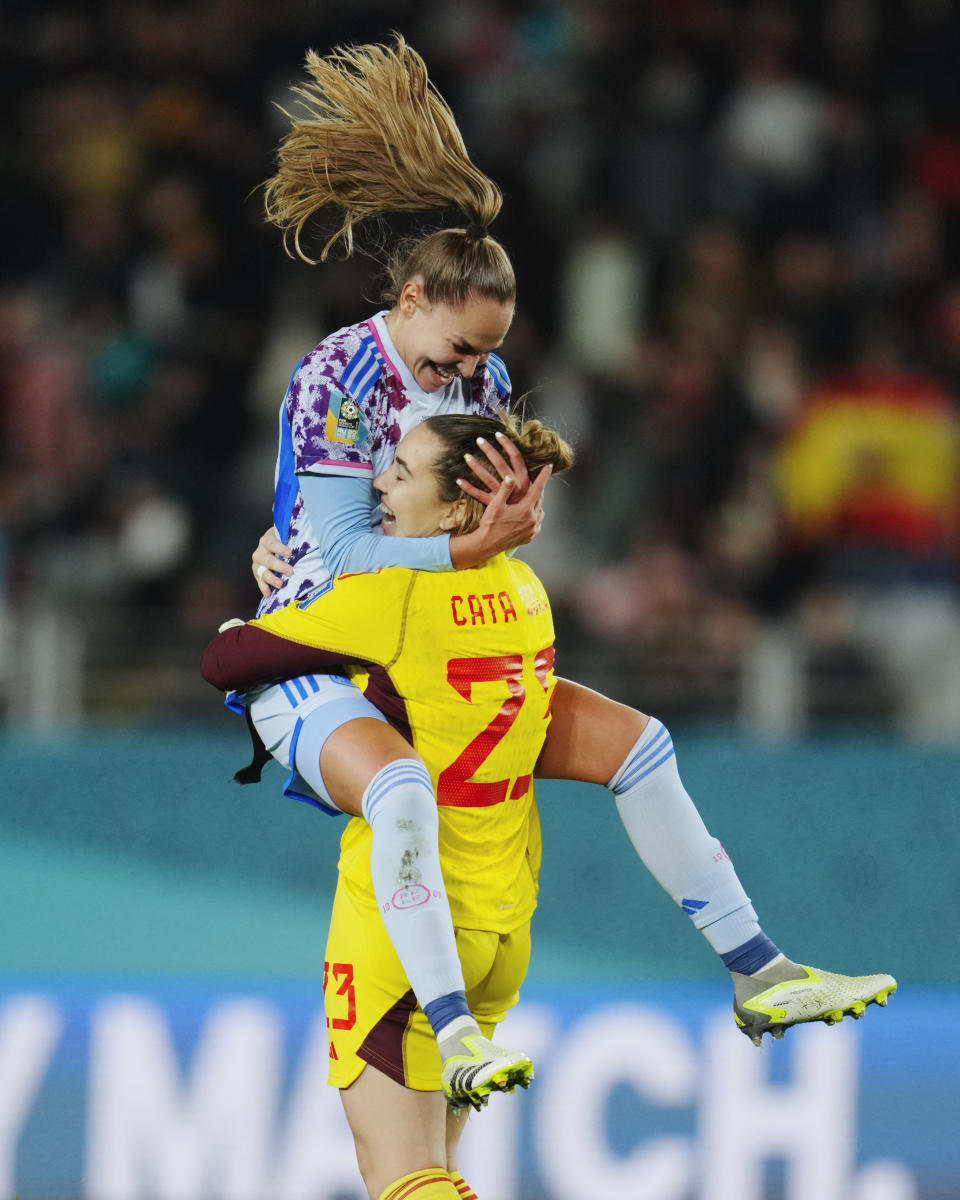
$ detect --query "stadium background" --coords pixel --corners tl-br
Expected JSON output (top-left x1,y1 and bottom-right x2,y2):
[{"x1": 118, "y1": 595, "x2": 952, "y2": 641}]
[{"x1": 2, "y1": 1, "x2": 959, "y2": 1197}]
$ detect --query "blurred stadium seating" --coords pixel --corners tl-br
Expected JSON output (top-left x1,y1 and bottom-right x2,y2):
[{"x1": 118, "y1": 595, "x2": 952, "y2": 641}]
[{"x1": 3, "y1": 0, "x2": 960, "y2": 738}]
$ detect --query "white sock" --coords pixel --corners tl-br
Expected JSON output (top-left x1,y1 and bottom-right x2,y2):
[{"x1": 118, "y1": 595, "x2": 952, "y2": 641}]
[
  {"x1": 608, "y1": 717, "x2": 763, "y2": 956},
  {"x1": 362, "y1": 759, "x2": 467, "y2": 1006}
]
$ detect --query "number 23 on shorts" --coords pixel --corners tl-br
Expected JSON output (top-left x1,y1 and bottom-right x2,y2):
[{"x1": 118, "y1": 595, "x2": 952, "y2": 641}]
[{"x1": 324, "y1": 961, "x2": 357, "y2": 1030}]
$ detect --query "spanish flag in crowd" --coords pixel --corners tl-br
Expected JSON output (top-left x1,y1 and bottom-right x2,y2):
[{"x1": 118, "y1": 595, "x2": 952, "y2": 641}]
[{"x1": 775, "y1": 371, "x2": 960, "y2": 559}]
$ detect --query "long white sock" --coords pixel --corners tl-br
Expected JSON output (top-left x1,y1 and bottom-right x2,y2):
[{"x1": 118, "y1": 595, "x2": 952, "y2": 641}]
[
  {"x1": 362, "y1": 760, "x2": 469, "y2": 1011},
  {"x1": 608, "y1": 717, "x2": 776, "y2": 964}
]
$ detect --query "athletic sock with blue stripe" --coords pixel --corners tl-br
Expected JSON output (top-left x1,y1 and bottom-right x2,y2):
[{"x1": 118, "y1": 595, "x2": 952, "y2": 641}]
[{"x1": 607, "y1": 717, "x2": 779, "y2": 967}]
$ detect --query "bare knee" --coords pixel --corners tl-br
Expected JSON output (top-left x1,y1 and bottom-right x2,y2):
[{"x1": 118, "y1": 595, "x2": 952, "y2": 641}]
[
  {"x1": 340, "y1": 1067, "x2": 449, "y2": 1199},
  {"x1": 320, "y1": 718, "x2": 424, "y2": 816},
  {"x1": 537, "y1": 678, "x2": 648, "y2": 783}
]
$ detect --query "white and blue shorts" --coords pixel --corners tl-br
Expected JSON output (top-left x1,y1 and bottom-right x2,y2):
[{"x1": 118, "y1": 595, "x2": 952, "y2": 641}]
[{"x1": 235, "y1": 673, "x2": 388, "y2": 815}]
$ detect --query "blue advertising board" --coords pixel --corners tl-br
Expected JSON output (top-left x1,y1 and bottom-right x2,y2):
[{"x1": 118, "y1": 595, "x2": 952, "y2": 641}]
[{"x1": 1, "y1": 975, "x2": 954, "y2": 1200}]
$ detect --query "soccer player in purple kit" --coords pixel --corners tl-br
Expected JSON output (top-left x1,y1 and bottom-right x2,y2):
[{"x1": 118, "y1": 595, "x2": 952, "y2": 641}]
[
  {"x1": 236, "y1": 33, "x2": 896, "y2": 1147},
  {"x1": 237, "y1": 37, "x2": 548, "y2": 1122}
]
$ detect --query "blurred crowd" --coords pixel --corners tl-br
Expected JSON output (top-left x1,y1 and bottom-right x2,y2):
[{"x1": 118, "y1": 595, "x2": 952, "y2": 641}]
[{"x1": 2, "y1": 0, "x2": 960, "y2": 736}]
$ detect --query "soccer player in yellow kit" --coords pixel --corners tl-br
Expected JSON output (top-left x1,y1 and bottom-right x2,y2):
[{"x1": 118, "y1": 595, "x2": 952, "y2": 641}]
[{"x1": 203, "y1": 413, "x2": 573, "y2": 1200}]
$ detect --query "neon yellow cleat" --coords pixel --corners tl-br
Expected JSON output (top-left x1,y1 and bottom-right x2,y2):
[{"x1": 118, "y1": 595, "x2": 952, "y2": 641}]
[
  {"x1": 440, "y1": 1027, "x2": 534, "y2": 1112},
  {"x1": 733, "y1": 961, "x2": 897, "y2": 1046}
]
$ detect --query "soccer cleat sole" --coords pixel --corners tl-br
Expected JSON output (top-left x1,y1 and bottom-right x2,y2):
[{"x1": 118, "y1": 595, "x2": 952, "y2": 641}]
[
  {"x1": 734, "y1": 971, "x2": 897, "y2": 1046},
  {"x1": 444, "y1": 1059, "x2": 534, "y2": 1112}
]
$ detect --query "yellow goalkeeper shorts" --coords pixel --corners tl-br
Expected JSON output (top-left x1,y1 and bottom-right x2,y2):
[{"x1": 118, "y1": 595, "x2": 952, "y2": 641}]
[{"x1": 323, "y1": 879, "x2": 531, "y2": 1091}]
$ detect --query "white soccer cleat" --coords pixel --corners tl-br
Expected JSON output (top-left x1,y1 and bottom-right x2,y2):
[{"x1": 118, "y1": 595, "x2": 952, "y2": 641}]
[
  {"x1": 733, "y1": 960, "x2": 897, "y2": 1046},
  {"x1": 439, "y1": 1021, "x2": 534, "y2": 1111}
]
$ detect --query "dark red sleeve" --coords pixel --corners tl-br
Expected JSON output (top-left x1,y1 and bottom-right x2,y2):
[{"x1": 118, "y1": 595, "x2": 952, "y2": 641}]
[{"x1": 200, "y1": 624, "x2": 353, "y2": 692}]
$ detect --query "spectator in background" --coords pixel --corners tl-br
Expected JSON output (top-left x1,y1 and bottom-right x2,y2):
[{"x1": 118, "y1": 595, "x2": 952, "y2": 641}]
[
  {"x1": 713, "y1": 15, "x2": 830, "y2": 236},
  {"x1": 758, "y1": 321, "x2": 960, "y2": 738}
]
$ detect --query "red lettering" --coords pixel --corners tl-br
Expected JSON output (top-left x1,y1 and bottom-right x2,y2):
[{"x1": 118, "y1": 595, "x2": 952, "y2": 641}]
[
  {"x1": 535, "y1": 646, "x2": 557, "y2": 720},
  {"x1": 451, "y1": 596, "x2": 467, "y2": 626},
  {"x1": 437, "y1": 644, "x2": 555, "y2": 808},
  {"x1": 482, "y1": 593, "x2": 497, "y2": 621},
  {"x1": 468, "y1": 595, "x2": 485, "y2": 625},
  {"x1": 498, "y1": 592, "x2": 517, "y2": 622},
  {"x1": 323, "y1": 961, "x2": 357, "y2": 1031},
  {"x1": 438, "y1": 655, "x2": 524, "y2": 806}
]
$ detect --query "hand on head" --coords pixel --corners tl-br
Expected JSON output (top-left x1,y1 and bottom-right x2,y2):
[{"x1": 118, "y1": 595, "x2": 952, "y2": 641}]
[
  {"x1": 458, "y1": 432, "x2": 552, "y2": 550},
  {"x1": 459, "y1": 431, "x2": 532, "y2": 501}
]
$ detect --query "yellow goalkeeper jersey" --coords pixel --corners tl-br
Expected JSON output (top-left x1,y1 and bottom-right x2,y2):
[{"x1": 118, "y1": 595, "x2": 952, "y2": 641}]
[{"x1": 249, "y1": 553, "x2": 556, "y2": 934}]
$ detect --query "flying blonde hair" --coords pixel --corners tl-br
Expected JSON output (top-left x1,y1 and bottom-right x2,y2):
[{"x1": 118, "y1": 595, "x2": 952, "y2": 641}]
[{"x1": 263, "y1": 36, "x2": 515, "y2": 306}]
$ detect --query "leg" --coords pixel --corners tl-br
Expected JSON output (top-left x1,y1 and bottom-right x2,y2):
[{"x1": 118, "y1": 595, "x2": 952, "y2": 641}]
[
  {"x1": 319, "y1": 716, "x2": 424, "y2": 815},
  {"x1": 316, "y1": 714, "x2": 533, "y2": 1102},
  {"x1": 327, "y1": 886, "x2": 456, "y2": 1200},
  {"x1": 339, "y1": 1066, "x2": 456, "y2": 1200},
  {"x1": 277, "y1": 696, "x2": 472, "y2": 1031},
  {"x1": 327, "y1": 889, "x2": 523, "y2": 1199},
  {"x1": 445, "y1": 1108, "x2": 475, "y2": 1197},
  {"x1": 539, "y1": 680, "x2": 766, "y2": 957},
  {"x1": 539, "y1": 679, "x2": 897, "y2": 1043},
  {"x1": 443, "y1": 923, "x2": 535, "y2": 1196},
  {"x1": 535, "y1": 677, "x2": 648, "y2": 783},
  {"x1": 440, "y1": 926, "x2": 534, "y2": 1115},
  {"x1": 250, "y1": 677, "x2": 532, "y2": 1100},
  {"x1": 323, "y1": 722, "x2": 473, "y2": 1025}
]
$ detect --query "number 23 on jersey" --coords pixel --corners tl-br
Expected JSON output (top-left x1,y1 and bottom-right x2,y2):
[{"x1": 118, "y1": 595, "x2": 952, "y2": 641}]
[{"x1": 437, "y1": 645, "x2": 555, "y2": 808}]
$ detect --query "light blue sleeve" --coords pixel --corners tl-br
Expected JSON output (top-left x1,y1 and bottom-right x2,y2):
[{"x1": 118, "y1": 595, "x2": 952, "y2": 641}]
[{"x1": 299, "y1": 473, "x2": 454, "y2": 575}]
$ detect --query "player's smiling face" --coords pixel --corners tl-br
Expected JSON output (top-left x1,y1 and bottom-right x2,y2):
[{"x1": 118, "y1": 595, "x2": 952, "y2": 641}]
[
  {"x1": 386, "y1": 278, "x2": 514, "y2": 394},
  {"x1": 374, "y1": 423, "x2": 463, "y2": 538}
]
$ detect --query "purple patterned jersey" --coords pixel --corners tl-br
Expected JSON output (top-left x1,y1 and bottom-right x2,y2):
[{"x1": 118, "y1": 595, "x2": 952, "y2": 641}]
[{"x1": 260, "y1": 311, "x2": 511, "y2": 614}]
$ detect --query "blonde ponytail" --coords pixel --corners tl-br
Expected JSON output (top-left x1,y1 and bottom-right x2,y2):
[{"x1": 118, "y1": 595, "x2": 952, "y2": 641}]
[{"x1": 264, "y1": 37, "x2": 504, "y2": 268}]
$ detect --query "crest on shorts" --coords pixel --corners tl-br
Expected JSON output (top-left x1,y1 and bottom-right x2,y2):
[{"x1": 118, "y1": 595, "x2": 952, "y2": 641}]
[{"x1": 325, "y1": 390, "x2": 368, "y2": 446}]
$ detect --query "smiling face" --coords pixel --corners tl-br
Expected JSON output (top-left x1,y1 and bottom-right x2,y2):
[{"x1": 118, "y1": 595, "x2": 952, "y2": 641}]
[
  {"x1": 384, "y1": 279, "x2": 514, "y2": 393},
  {"x1": 373, "y1": 423, "x2": 464, "y2": 538}
]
